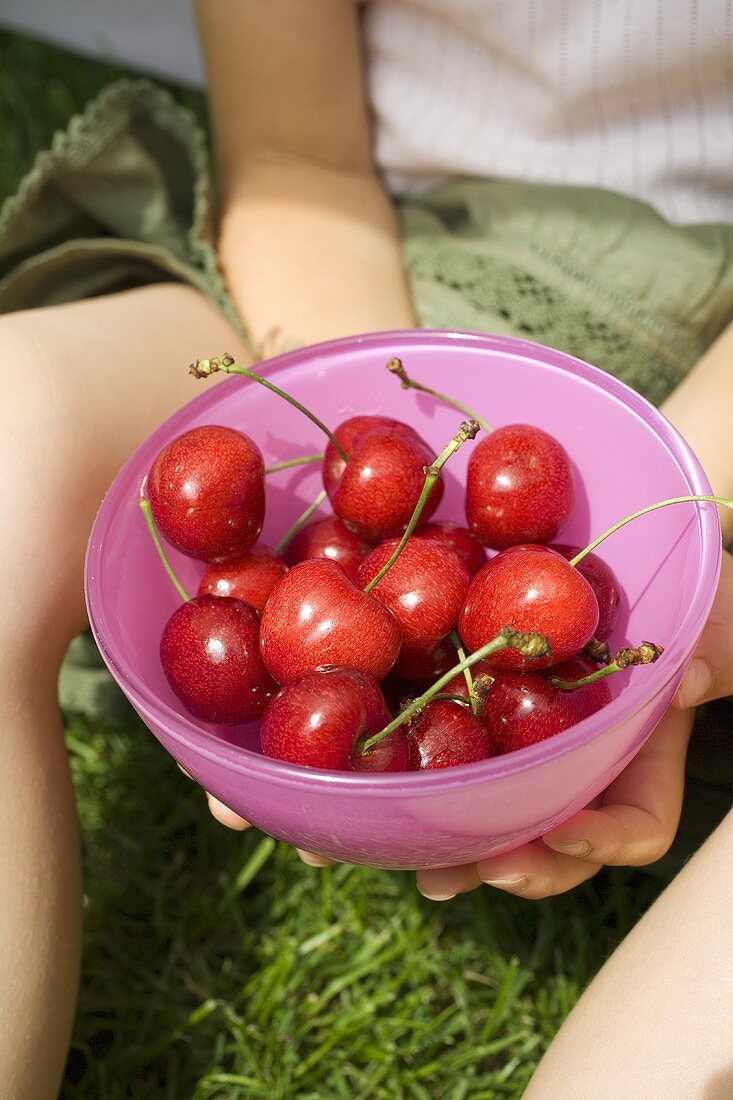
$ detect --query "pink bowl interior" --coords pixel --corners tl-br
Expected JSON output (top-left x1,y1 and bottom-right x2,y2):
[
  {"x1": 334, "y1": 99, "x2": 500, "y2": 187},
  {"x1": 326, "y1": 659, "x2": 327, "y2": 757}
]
[{"x1": 85, "y1": 331, "x2": 720, "y2": 868}]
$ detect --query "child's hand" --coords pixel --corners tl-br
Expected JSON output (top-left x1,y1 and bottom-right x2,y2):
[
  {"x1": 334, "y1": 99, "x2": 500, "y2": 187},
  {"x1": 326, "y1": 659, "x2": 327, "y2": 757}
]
[
  {"x1": 416, "y1": 550, "x2": 733, "y2": 901},
  {"x1": 199, "y1": 551, "x2": 733, "y2": 892}
]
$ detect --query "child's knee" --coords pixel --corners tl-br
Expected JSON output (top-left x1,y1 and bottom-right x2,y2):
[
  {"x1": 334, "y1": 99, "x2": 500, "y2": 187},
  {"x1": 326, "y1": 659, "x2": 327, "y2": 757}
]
[{"x1": 0, "y1": 314, "x2": 89, "y2": 649}]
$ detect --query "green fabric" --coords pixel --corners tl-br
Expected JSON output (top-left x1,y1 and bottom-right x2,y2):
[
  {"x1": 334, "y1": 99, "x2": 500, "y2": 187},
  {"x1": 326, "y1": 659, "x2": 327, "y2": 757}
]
[{"x1": 2, "y1": 77, "x2": 730, "y2": 871}]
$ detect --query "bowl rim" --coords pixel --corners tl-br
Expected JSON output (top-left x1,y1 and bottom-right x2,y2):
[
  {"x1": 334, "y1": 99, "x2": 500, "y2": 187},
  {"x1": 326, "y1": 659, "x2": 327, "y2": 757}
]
[{"x1": 85, "y1": 328, "x2": 722, "y2": 795}]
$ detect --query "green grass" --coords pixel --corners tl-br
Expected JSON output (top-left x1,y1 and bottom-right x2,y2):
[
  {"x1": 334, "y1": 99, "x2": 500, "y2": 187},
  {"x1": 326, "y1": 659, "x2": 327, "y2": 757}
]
[{"x1": 0, "y1": 28, "x2": 662, "y2": 1098}]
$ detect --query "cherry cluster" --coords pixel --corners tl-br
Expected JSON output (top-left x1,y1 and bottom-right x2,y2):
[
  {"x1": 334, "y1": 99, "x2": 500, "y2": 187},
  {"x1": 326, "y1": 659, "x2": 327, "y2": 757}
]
[{"x1": 142, "y1": 354, "x2": 664, "y2": 775}]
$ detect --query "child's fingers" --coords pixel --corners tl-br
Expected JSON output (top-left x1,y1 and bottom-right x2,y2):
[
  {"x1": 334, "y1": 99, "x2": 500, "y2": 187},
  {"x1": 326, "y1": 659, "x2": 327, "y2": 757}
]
[
  {"x1": 205, "y1": 793, "x2": 252, "y2": 831},
  {"x1": 544, "y1": 705, "x2": 694, "y2": 865},
  {"x1": 675, "y1": 550, "x2": 733, "y2": 708},
  {"x1": 417, "y1": 844, "x2": 602, "y2": 901},
  {"x1": 296, "y1": 850, "x2": 334, "y2": 867}
]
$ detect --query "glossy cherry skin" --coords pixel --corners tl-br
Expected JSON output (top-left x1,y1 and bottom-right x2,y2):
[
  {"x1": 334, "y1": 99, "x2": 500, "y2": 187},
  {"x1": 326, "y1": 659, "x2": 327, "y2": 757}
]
[
  {"x1": 260, "y1": 666, "x2": 409, "y2": 771},
  {"x1": 148, "y1": 425, "x2": 265, "y2": 561},
  {"x1": 286, "y1": 516, "x2": 373, "y2": 582},
  {"x1": 259, "y1": 559, "x2": 402, "y2": 684},
  {"x1": 352, "y1": 728, "x2": 412, "y2": 772},
  {"x1": 198, "y1": 543, "x2": 287, "y2": 614},
  {"x1": 458, "y1": 544, "x2": 599, "y2": 670},
  {"x1": 160, "y1": 595, "x2": 276, "y2": 723},
  {"x1": 323, "y1": 416, "x2": 442, "y2": 540},
  {"x1": 465, "y1": 425, "x2": 575, "y2": 550},
  {"x1": 552, "y1": 545, "x2": 621, "y2": 640},
  {"x1": 481, "y1": 657, "x2": 613, "y2": 754},
  {"x1": 409, "y1": 700, "x2": 494, "y2": 769},
  {"x1": 358, "y1": 538, "x2": 470, "y2": 678},
  {"x1": 322, "y1": 415, "x2": 424, "y2": 491},
  {"x1": 419, "y1": 521, "x2": 488, "y2": 576}
]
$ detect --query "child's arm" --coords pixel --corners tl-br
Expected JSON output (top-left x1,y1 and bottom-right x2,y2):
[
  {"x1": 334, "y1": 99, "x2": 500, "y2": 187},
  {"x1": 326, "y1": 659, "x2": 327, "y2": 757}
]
[{"x1": 194, "y1": 0, "x2": 417, "y2": 352}]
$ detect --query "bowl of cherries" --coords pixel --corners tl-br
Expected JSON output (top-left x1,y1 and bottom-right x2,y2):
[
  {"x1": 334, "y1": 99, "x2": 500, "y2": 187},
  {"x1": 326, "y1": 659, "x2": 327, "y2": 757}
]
[{"x1": 85, "y1": 330, "x2": 722, "y2": 869}]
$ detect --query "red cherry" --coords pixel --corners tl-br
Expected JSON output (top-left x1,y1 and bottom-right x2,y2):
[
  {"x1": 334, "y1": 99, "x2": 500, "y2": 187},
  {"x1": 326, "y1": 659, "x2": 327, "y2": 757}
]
[
  {"x1": 482, "y1": 657, "x2": 613, "y2": 754},
  {"x1": 160, "y1": 595, "x2": 276, "y2": 723},
  {"x1": 358, "y1": 538, "x2": 470, "y2": 679},
  {"x1": 148, "y1": 425, "x2": 265, "y2": 561},
  {"x1": 352, "y1": 728, "x2": 412, "y2": 772},
  {"x1": 322, "y1": 415, "x2": 423, "y2": 492},
  {"x1": 198, "y1": 543, "x2": 287, "y2": 614},
  {"x1": 458, "y1": 545, "x2": 599, "y2": 670},
  {"x1": 323, "y1": 416, "x2": 442, "y2": 540},
  {"x1": 259, "y1": 559, "x2": 402, "y2": 684},
  {"x1": 286, "y1": 516, "x2": 373, "y2": 582},
  {"x1": 465, "y1": 425, "x2": 574, "y2": 550},
  {"x1": 409, "y1": 700, "x2": 494, "y2": 769},
  {"x1": 419, "y1": 521, "x2": 488, "y2": 576},
  {"x1": 551, "y1": 545, "x2": 621, "y2": 640},
  {"x1": 260, "y1": 666, "x2": 407, "y2": 771}
]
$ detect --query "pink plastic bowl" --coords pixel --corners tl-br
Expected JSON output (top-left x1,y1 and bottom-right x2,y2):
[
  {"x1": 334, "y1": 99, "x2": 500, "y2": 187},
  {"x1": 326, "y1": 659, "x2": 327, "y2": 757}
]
[{"x1": 85, "y1": 331, "x2": 721, "y2": 869}]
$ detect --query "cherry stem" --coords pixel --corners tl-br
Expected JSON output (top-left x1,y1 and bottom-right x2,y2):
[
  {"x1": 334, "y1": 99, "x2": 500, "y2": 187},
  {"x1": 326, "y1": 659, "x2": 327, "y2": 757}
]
[
  {"x1": 570, "y1": 495, "x2": 733, "y2": 568},
  {"x1": 450, "y1": 629, "x2": 477, "y2": 716},
  {"x1": 275, "y1": 489, "x2": 327, "y2": 554},
  {"x1": 549, "y1": 642, "x2": 664, "y2": 691},
  {"x1": 139, "y1": 494, "x2": 190, "y2": 602},
  {"x1": 430, "y1": 693, "x2": 472, "y2": 706},
  {"x1": 265, "y1": 454, "x2": 323, "y2": 474},
  {"x1": 360, "y1": 626, "x2": 549, "y2": 754},
  {"x1": 363, "y1": 419, "x2": 481, "y2": 593},
  {"x1": 387, "y1": 358, "x2": 491, "y2": 433},
  {"x1": 190, "y1": 355, "x2": 348, "y2": 462}
]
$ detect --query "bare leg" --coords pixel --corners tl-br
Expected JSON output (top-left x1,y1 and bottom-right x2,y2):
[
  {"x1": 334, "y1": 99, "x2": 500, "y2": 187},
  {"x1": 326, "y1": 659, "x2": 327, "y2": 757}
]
[
  {"x1": 0, "y1": 283, "x2": 250, "y2": 1098},
  {"x1": 525, "y1": 807, "x2": 733, "y2": 1100}
]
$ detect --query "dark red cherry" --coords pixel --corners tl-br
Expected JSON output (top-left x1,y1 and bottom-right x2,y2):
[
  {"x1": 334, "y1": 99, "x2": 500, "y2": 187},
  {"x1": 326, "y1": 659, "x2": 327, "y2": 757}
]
[
  {"x1": 409, "y1": 700, "x2": 494, "y2": 769},
  {"x1": 286, "y1": 516, "x2": 373, "y2": 582},
  {"x1": 148, "y1": 425, "x2": 265, "y2": 561},
  {"x1": 390, "y1": 635, "x2": 457, "y2": 682},
  {"x1": 465, "y1": 425, "x2": 574, "y2": 550},
  {"x1": 358, "y1": 538, "x2": 470, "y2": 677},
  {"x1": 259, "y1": 559, "x2": 402, "y2": 684},
  {"x1": 160, "y1": 595, "x2": 276, "y2": 723},
  {"x1": 419, "y1": 521, "x2": 488, "y2": 576},
  {"x1": 482, "y1": 657, "x2": 613, "y2": 754},
  {"x1": 458, "y1": 544, "x2": 599, "y2": 670},
  {"x1": 198, "y1": 543, "x2": 287, "y2": 614},
  {"x1": 552, "y1": 545, "x2": 621, "y2": 640},
  {"x1": 260, "y1": 666, "x2": 407, "y2": 771},
  {"x1": 352, "y1": 728, "x2": 412, "y2": 772},
  {"x1": 323, "y1": 416, "x2": 442, "y2": 540}
]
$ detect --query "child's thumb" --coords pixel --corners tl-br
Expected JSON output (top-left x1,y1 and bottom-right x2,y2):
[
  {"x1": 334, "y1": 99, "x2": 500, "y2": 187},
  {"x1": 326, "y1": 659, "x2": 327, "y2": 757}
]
[{"x1": 675, "y1": 657, "x2": 715, "y2": 709}]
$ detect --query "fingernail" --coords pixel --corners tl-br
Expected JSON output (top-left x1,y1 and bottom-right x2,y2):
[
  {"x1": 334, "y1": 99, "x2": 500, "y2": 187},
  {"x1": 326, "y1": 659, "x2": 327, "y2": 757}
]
[
  {"x1": 417, "y1": 885, "x2": 457, "y2": 902},
  {"x1": 480, "y1": 873, "x2": 528, "y2": 892},
  {"x1": 296, "y1": 850, "x2": 331, "y2": 867},
  {"x1": 546, "y1": 839, "x2": 592, "y2": 858},
  {"x1": 677, "y1": 658, "x2": 712, "y2": 708}
]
